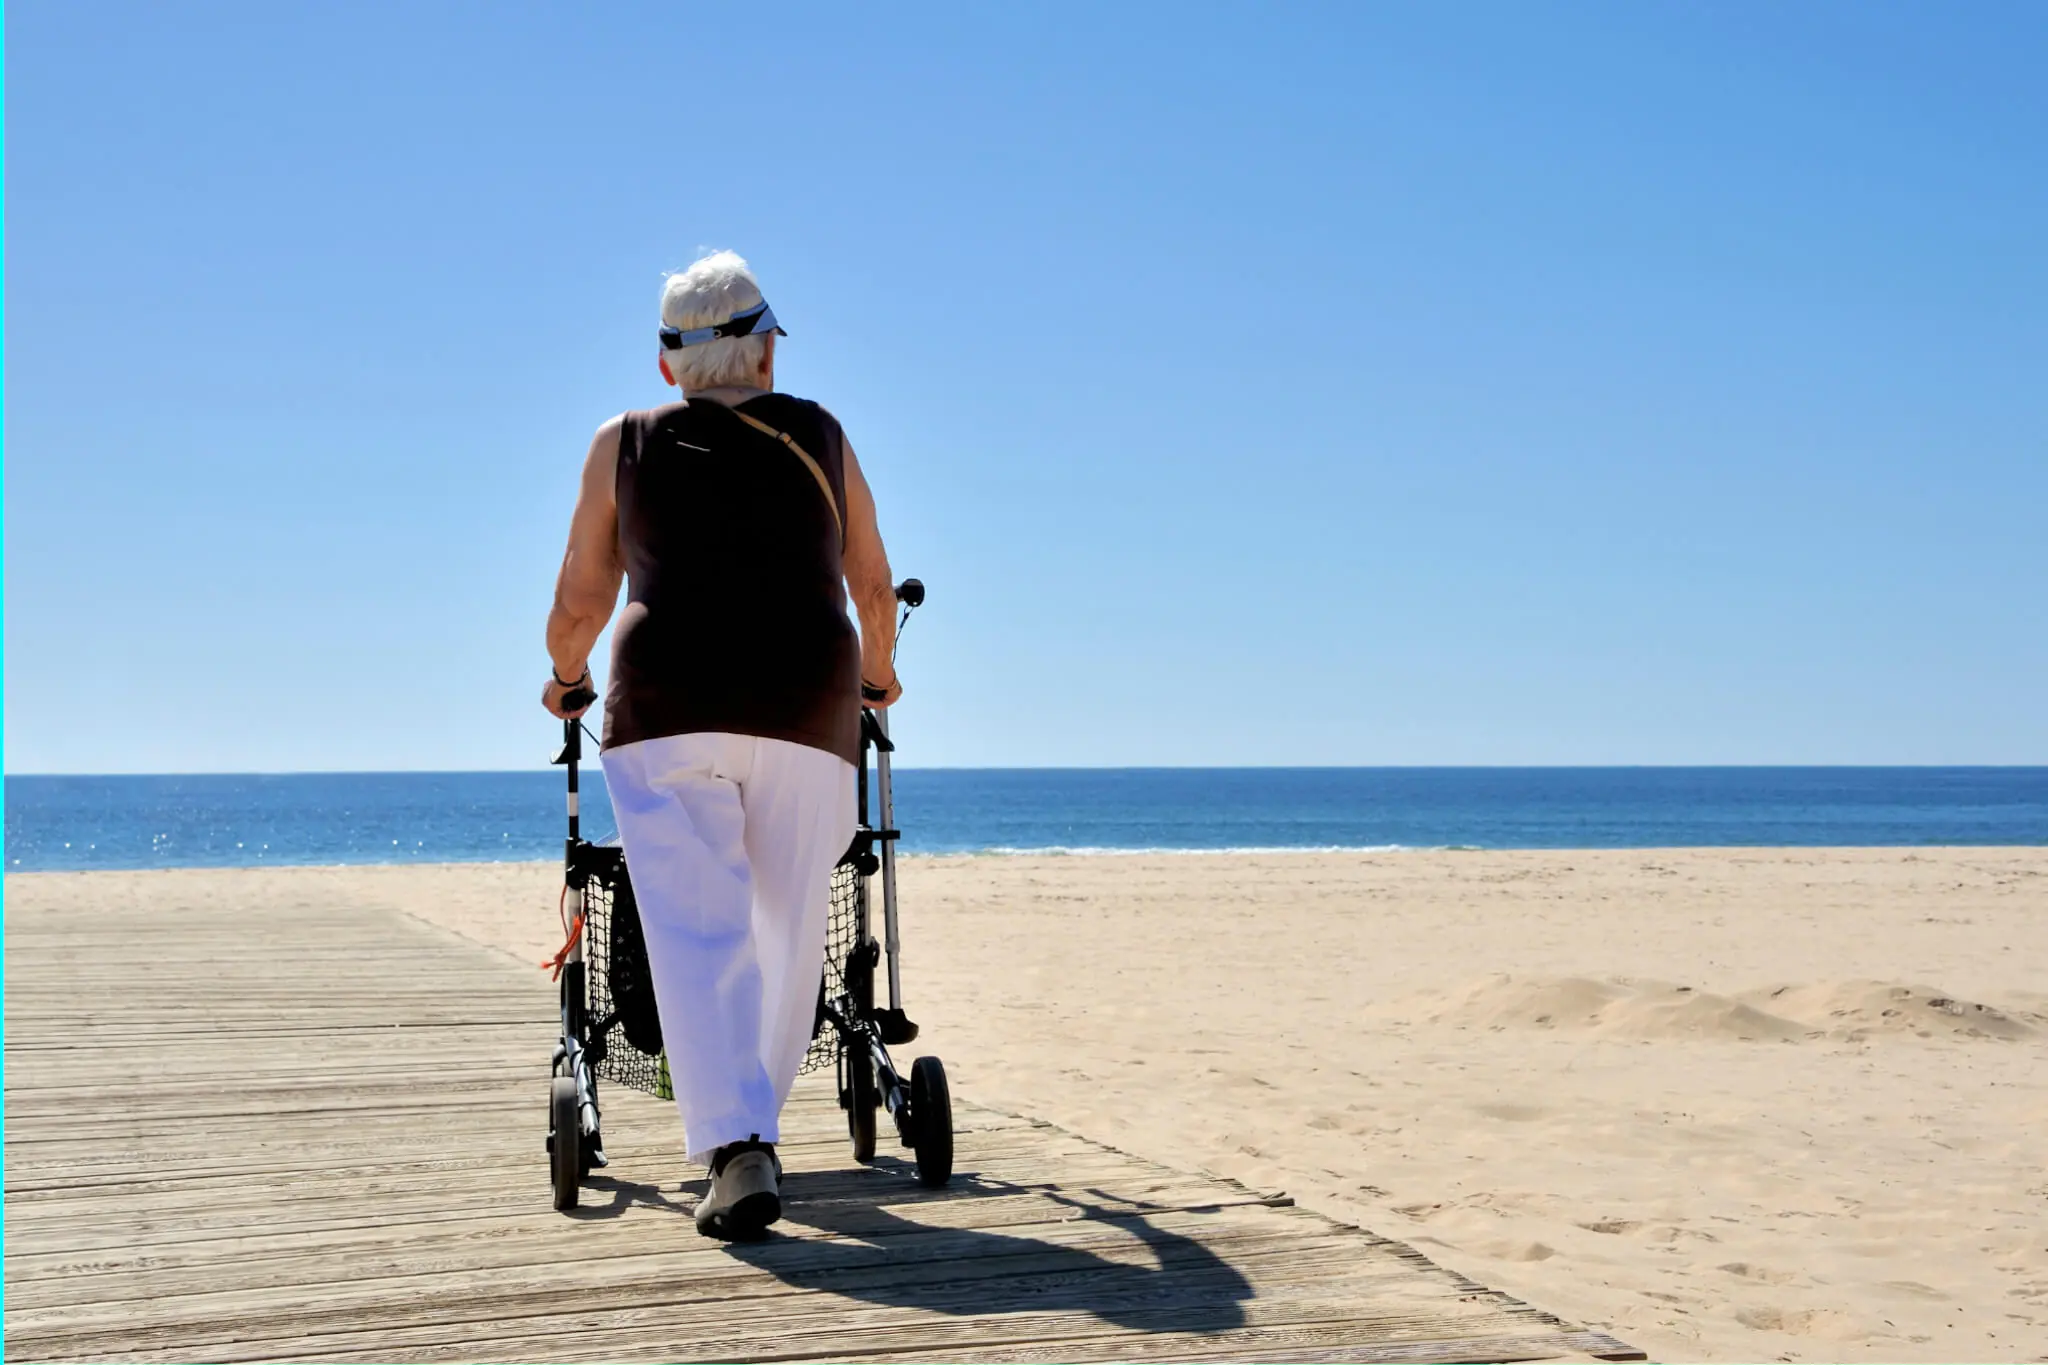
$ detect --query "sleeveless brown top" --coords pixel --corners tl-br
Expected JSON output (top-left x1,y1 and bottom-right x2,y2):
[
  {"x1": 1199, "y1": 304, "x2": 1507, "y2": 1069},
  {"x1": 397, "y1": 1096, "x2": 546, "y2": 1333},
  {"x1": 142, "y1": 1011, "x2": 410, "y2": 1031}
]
[{"x1": 603, "y1": 394, "x2": 862, "y2": 765}]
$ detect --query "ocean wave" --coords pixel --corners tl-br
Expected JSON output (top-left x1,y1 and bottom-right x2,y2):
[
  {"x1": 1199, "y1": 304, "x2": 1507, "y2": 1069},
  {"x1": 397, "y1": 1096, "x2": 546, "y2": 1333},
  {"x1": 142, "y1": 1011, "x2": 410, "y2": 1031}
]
[{"x1": 919, "y1": 844, "x2": 1480, "y2": 857}]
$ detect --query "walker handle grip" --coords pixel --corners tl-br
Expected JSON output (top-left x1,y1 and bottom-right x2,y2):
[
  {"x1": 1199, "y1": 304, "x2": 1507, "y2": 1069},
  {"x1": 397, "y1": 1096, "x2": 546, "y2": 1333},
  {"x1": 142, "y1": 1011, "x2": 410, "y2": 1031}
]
[{"x1": 562, "y1": 687, "x2": 597, "y2": 714}]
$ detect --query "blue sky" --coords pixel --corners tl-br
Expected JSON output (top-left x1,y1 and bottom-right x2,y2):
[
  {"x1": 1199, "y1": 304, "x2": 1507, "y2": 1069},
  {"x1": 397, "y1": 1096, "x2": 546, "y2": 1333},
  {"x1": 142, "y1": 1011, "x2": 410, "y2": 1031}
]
[{"x1": 6, "y1": 1, "x2": 2044, "y2": 772}]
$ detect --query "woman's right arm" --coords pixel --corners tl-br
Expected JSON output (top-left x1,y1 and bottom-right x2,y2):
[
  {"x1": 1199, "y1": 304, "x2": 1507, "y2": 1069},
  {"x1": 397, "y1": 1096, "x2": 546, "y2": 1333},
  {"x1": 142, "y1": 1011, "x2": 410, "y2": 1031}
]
[
  {"x1": 840, "y1": 436, "x2": 902, "y2": 706},
  {"x1": 543, "y1": 417, "x2": 625, "y2": 718}
]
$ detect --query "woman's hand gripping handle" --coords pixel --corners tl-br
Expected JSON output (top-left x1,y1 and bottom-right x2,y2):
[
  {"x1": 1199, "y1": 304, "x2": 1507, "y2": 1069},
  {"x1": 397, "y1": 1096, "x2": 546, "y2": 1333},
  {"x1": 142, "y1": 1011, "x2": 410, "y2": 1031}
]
[
  {"x1": 544, "y1": 666, "x2": 597, "y2": 720},
  {"x1": 861, "y1": 578, "x2": 923, "y2": 709}
]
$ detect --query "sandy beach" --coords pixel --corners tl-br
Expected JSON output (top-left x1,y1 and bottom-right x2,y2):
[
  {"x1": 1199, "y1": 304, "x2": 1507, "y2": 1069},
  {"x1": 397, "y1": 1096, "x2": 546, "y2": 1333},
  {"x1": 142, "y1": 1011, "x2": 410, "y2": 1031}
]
[{"x1": 17, "y1": 848, "x2": 2044, "y2": 1362}]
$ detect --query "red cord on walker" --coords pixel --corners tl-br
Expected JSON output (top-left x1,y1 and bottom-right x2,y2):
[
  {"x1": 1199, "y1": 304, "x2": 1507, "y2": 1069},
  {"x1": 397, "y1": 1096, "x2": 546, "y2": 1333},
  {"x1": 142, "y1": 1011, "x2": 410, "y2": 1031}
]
[{"x1": 543, "y1": 883, "x2": 585, "y2": 981}]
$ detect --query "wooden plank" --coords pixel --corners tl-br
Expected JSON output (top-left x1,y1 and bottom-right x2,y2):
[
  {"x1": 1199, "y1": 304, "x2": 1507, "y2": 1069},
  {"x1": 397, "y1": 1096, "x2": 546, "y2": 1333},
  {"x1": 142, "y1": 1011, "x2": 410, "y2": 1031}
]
[
  {"x1": 832, "y1": 1330, "x2": 1648, "y2": 1365},
  {"x1": 3, "y1": 1179, "x2": 1301, "y2": 1271},
  {"x1": 0, "y1": 1215, "x2": 1369, "y2": 1315},
  {"x1": 3, "y1": 877, "x2": 1639, "y2": 1364},
  {"x1": 10, "y1": 1288, "x2": 1585, "y2": 1365}
]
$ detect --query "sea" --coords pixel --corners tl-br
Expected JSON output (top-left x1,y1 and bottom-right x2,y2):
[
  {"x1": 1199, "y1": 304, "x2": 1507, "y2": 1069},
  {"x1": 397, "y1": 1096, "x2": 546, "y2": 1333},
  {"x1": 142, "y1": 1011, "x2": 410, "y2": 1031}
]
[{"x1": 5, "y1": 767, "x2": 2045, "y2": 873}]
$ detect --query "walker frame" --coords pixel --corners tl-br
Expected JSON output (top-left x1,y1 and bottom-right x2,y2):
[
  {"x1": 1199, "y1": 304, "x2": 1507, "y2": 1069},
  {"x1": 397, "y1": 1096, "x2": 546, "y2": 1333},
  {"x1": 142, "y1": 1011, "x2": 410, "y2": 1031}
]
[{"x1": 543, "y1": 581, "x2": 949, "y2": 1210}]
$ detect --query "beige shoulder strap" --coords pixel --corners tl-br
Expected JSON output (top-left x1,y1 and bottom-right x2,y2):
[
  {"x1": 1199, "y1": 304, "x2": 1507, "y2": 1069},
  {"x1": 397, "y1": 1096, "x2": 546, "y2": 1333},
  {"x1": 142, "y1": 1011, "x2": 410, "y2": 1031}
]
[{"x1": 727, "y1": 408, "x2": 844, "y2": 546}]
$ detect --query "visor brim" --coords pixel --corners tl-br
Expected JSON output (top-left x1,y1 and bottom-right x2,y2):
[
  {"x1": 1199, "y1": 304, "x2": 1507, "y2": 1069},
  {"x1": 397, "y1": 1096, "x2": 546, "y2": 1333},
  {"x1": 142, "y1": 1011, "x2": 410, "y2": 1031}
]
[{"x1": 658, "y1": 301, "x2": 785, "y2": 350}]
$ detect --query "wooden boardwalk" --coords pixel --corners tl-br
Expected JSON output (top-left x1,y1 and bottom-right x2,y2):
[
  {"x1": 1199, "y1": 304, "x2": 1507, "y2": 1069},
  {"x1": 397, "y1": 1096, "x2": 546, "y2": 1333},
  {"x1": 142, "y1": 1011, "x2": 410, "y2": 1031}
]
[{"x1": 4, "y1": 877, "x2": 1642, "y2": 1363}]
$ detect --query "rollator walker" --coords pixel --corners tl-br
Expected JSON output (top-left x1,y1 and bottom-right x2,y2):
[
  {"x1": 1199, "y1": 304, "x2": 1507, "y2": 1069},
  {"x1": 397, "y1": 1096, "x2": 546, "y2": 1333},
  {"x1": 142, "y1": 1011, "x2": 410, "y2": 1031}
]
[{"x1": 543, "y1": 579, "x2": 950, "y2": 1211}]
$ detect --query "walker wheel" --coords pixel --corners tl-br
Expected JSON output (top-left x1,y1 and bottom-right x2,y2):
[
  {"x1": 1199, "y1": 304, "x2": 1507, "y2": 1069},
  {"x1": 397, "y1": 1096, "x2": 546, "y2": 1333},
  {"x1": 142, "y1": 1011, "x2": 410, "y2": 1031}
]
[
  {"x1": 909, "y1": 1055, "x2": 953, "y2": 1187},
  {"x1": 550, "y1": 1075, "x2": 580, "y2": 1210},
  {"x1": 845, "y1": 1044, "x2": 879, "y2": 1163}
]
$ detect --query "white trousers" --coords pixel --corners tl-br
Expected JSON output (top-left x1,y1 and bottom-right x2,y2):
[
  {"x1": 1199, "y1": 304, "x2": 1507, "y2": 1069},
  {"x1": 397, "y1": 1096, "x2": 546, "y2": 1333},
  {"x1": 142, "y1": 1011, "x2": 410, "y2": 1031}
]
[{"x1": 600, "y1": 732, "x2": 856, "y2": 1164}]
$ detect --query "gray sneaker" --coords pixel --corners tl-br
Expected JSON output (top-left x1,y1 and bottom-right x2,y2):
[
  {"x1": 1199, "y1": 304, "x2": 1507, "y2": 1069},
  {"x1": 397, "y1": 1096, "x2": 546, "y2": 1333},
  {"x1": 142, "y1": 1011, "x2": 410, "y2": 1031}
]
[{"x1": 695, "y1": 1140, "x2": 781, "y2": 1241}]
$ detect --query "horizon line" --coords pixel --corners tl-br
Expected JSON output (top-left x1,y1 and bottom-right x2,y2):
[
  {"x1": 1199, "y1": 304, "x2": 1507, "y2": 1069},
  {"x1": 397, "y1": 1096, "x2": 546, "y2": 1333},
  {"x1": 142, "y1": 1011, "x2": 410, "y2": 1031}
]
[{"x1": 8, "y1": 762, "x2": 2048, "y2": 780}]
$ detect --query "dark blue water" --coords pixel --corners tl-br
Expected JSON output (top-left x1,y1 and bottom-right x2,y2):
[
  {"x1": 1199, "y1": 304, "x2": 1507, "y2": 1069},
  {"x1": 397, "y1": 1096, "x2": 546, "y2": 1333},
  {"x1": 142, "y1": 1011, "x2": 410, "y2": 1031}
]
[{"x1": 6, "y1": 768, "x2": 2044, "y2": 872}]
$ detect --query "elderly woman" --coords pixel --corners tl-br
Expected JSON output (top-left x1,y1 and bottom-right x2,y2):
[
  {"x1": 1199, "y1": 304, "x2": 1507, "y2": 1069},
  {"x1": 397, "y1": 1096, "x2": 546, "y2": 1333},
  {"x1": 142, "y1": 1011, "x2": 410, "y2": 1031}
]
[{"x1": 542, "y1": 250, "x2": 901, "y2": 1240}]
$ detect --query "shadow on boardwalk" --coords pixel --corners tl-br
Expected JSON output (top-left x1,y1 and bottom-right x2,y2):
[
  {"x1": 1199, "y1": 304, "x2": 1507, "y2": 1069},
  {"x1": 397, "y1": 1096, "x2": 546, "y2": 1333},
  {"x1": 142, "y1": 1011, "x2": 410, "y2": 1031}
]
[{"x1": 586, "y1": 1158, "x2": 1259, "y2": 1334}]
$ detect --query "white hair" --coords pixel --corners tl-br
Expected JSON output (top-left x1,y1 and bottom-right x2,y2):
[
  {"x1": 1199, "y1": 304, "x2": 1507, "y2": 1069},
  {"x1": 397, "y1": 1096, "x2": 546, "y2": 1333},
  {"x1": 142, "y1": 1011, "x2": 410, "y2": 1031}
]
[{"x1": 659, "y1": 250, "x2": 771, "y2": 392}]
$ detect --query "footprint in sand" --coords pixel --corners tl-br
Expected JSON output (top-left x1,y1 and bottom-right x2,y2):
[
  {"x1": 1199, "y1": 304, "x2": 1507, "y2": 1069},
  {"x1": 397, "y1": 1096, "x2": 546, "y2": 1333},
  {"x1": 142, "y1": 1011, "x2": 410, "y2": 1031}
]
[
  {"x1": 1735, "y1": 1305, "x2": 1867, "y2": 1339},
  {"x1": 1489, "y1": 1240, "x2": 1558, "y2": 1262},
  {"x1": 1473, "y1": 1101, "x2": 1548, "y2": 1122}
]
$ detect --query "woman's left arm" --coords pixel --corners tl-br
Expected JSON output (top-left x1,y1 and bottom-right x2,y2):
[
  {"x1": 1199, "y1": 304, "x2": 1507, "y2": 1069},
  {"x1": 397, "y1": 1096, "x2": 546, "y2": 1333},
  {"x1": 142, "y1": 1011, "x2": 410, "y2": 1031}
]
[
  {"x1": 841, "y1": 435, "x2": 902, "y2": 706},
  {"x1": 543, "y1": 417, "x2": 625, "y2": 718}
]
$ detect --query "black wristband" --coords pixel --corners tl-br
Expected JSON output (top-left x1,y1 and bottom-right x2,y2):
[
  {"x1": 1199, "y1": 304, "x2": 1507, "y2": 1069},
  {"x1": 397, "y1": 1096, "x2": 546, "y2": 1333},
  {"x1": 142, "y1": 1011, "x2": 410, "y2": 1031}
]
[
  {"x1": 861, "y1": 679, "x2": 896, "y2": 703},
  {"x1": 552, "y1": 666, "x2": 589, "y2": 688}
]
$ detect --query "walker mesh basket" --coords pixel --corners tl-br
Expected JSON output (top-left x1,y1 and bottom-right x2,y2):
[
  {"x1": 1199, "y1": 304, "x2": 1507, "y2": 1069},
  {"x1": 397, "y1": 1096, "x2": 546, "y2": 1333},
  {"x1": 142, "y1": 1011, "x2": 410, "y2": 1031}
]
[
  {"x1": 579, "y1": 847, "x2": 671, "y2": 1100},
  {"x1": 584, "y1": 848, "x2": 866, "y2": 1098},
  {"x1": 814, "y1": 859, "x2": 868, "y2": 1074}
]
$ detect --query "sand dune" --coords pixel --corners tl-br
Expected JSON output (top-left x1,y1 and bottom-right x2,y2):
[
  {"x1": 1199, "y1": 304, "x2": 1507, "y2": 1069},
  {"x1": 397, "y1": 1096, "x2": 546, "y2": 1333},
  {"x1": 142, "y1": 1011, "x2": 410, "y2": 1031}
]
[
  {"x1": 1387, "y1": 975, "x2": 1807, "y2": 1041},
  {"x1": 1741, "y1": 980, "x2": 2039, "y2": 1042},
  {"x1": 1383, "y1": 973, "x2": 2040, "y2": 1044}
]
